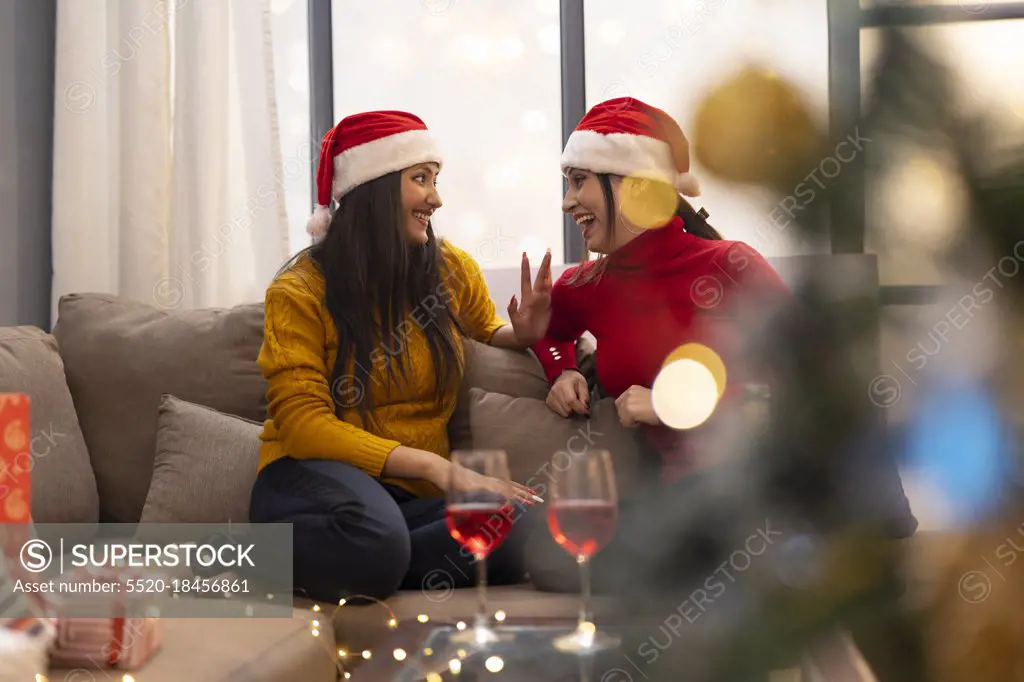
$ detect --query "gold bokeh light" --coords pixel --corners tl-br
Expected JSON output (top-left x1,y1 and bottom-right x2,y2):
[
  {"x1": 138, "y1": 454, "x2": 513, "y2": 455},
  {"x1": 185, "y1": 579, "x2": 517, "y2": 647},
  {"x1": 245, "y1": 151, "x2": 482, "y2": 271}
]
[
  {"x1": 652, "y1": 358, "x2": 720, "y2": 430},
  {"x1": 662, "y1": 343, "x2": 727, "y2": 399},
  {"x1": 619, "y1": 174, "x2": 678, "y2": 230}
]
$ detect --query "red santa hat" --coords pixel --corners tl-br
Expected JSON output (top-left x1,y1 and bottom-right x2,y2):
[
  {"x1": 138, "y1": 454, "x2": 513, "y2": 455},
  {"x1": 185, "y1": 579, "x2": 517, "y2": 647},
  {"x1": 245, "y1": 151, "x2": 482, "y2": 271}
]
[
  {"x1": 307, "y1": 110, "x2": 443, "y2": 240},
  {"x1": 560, "y1": 97, "x2": 700, "y2": 197}
]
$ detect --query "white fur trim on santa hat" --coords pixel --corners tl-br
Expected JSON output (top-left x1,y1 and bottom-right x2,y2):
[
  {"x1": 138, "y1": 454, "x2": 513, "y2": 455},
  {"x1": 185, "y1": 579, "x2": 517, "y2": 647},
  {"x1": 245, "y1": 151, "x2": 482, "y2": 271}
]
[
  {"x1": 332, "y1": 129, "x2": 442, "y2": 201},
  {"x1": 561, "y1": 129, "x2": 701, "y2": 196},
  {"x1": 675, "y1": 172, "x2": 701, "y2": 197},
  {"x1": 306, "y1": 204, "x2": 331, "y2": 241}
]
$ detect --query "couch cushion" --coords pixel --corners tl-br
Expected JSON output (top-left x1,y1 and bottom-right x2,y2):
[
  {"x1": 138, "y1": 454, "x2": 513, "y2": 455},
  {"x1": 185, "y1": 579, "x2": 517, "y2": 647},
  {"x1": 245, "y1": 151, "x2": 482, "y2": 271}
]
[
  {"x1": 465, "y1": 389, "x2": 649, "y2": 498},
  {"x1": 139, "y1": 395, "x2": 261, "y2": 525},
  {"x1": 52, "y1": 294, "x2": 267, "y2": 523},
  {"x1": 447, "y1": 341, "x2": 550, "y2": 450},
  {"x1": 0, "y1": 327, "x2": 99, "y2": 524},
  {"x1": 47, "y1": 610, "x2": 335, "y2": 682}
]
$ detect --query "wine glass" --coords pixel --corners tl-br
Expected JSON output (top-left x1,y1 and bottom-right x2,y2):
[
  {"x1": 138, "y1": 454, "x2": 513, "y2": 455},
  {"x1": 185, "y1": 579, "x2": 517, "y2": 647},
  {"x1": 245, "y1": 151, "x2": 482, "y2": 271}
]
[
  {"x1": 547, "y1": 448, "x2": 620, "y2": 653},
  {"x1": 445, "y1": 449, "x2": 517, "y2": 647}
]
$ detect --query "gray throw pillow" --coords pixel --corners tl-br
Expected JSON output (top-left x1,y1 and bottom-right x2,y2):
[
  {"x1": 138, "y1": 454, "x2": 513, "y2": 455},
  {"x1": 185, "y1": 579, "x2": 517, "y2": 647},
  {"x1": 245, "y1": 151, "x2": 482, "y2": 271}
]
[
  {"x1": 53, "y1": 293, "x2": 267, "y2": 523},
  {"x1": 139, "y1": 395, "x2": 261, "y2": 525}
]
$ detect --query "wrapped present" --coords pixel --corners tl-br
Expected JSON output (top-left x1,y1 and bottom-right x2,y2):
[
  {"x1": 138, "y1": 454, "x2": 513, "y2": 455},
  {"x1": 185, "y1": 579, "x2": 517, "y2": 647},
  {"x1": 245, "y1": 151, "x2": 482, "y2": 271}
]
[
  {"x1": 49, "y1": 616, "x2": 163, "y2": 670},
  {"x1": 0, "y1": 393, "x2": 31, "y2": 523},
  {"x1": 0, "y1": 618, "x2": 55, "y2": 682}
]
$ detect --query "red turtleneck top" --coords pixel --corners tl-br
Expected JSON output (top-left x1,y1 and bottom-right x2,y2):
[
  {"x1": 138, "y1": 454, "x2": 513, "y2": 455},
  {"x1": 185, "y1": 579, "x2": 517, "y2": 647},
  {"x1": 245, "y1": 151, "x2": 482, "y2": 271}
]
[{"x1": 531, "y1": 216, "x2": 790, "y2": 481}]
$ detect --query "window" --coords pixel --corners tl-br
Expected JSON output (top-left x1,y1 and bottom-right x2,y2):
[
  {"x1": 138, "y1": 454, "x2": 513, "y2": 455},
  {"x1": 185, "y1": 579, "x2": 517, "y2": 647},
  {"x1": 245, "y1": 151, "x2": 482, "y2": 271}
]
[
  {"x1": 860, "y1": 20, "x2": 1024, "y2": 286},
  {"x1": 583, "y1": 0, "x2": 832, "y2": 258},
  {"x1": 329, "y1": 0, "x2": 564, "y2": 268}
]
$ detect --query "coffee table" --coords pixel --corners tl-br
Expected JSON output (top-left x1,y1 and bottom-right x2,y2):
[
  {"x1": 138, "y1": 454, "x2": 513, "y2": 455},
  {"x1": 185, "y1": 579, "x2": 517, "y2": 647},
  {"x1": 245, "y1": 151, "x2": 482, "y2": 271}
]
[{"x1": 346, "y1": 616, "x2": 649, "y2": 682}]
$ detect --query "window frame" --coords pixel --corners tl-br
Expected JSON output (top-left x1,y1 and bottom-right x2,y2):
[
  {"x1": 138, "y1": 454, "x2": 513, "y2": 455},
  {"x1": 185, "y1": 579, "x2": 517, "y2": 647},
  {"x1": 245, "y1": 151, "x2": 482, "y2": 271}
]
[
  {"x1": 306, "y1": 0, "x2": 1024, "y2": 280},
  {"x1": 832, "y1": 0, "x2": 1024, "y2": 304}
]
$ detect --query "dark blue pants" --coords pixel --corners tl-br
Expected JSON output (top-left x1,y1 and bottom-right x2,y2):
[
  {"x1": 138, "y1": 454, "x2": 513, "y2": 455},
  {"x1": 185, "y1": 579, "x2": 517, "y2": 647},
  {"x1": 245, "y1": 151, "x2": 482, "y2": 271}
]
[{"x1": 249, "y1": 457, "x2": 536, "y2": 602}]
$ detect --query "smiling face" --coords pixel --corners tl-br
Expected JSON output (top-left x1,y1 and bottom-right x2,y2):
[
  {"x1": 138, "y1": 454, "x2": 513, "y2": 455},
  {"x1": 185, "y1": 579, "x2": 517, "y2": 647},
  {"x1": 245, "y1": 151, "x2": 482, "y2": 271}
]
[
  {"x1": 563, "y1": 168, "x2": 640, "y2": 255},
  {"x1": 400, "y1": 162, "x2": 442, "y2": 245}
]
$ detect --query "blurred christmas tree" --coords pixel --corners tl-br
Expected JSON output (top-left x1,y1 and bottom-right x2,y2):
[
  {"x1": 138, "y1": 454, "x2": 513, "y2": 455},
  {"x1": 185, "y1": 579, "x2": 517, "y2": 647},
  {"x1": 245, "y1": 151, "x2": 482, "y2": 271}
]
[{"x1": 603, "y1": 22, "x2": 1024, "y2": 682}]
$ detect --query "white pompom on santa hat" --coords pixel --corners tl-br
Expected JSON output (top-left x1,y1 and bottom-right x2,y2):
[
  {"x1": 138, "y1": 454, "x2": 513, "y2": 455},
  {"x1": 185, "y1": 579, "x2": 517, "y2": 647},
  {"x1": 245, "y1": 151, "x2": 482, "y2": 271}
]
[
  {"x1": 307, "y1": 110, "x2": 443, "y2": 240},
  {"x1": 560, "y1": 97, "x2": 701, "y2": 198}
]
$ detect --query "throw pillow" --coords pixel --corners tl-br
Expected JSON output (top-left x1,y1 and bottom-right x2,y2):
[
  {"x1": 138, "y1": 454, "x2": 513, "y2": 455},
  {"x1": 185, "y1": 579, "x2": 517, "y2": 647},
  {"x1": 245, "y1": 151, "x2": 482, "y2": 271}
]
[
  {"x1": 138, "y1": 395, "x2": 261, "y2": 525},
  {"x1": 465, "y1": 388, "x2": 651, "y2": 499},
  {"x1": 53, "y1": 293, "x2": 267, "y2": 523}
]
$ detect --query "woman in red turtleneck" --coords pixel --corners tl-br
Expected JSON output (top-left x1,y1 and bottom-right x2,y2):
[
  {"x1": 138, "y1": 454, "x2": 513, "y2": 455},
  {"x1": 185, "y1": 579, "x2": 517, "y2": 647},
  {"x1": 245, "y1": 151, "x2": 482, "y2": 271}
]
[{"x1": 530, "y1": 97, "x2": 789, "y2": 486}]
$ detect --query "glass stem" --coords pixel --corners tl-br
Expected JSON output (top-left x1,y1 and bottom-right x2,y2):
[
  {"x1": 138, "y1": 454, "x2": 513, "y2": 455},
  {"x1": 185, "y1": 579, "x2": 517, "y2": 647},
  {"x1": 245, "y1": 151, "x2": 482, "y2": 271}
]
[
  {"x1": 577, "y1": 555, "x2": 590, "y2": 630},
  {"x1": 475, "y1": 553, "x2": 488, "y2": 630}
]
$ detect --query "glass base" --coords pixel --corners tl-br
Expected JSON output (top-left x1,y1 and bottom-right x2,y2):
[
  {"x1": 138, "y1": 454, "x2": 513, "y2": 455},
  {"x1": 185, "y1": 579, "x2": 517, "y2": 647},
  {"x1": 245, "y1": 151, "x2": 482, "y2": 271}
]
[{"x1": 552, "y1": 623, "x2": 621, "y2": 654}]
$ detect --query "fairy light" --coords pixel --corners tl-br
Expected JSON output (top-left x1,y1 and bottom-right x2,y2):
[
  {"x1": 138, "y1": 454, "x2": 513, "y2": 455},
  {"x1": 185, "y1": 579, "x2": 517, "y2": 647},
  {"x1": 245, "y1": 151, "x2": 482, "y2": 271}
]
[
  {"x1": 426, "y1": 674, "x2": 443, "y2": 682},
  {"x1": 387, "y1": 617, "x2": 398, "y2": 629},
  {"x1": 417, "y1": 613, "x2": 429, "y2": 623},
  {"x1": 485, "y1": 656, "x2": 505, "y2": 673},
  {"x1": 312, "y1": 620, "x2": 320, "y2": 628},
  {"x1": 311, "y1": 628, "x2": 320, "y2": 637},
  {"x1": 35, "y1": 676, "x2": 47, "y2": 682},
  {"x1": 494, "y1": 610, "x2": 506, "y2": 622},
  {"x1": 123, "y1": 676, "x2": 136, "y2": 682},
  {"x1": 424, "y1": 648, "x2": 433, "y2": 656},
  {"x1": 393, "y1": 648, "x2": 407, "y2": 661},
  {"x1": 312, "y1": 604, "x2": 321, "y2": 612},
  {"x1": 456, "y1": 621, "x2": 467, "y2": 631},
  {"x1": 449, "y1": 659, "x2": 462, "y2": 674},
  {"x1": 344, "y1": 674, "x2": 351, "y2": 680},
  {"x1": 339, "y1": 598, "x2": 347, "y2": 606},
  {"x1": 338, "y1": 649, "x2": 347, "y2": 658},
  {"x1": 457, "y1": 649, "x2": 468, "y2": 658},
  {"x1": 362, "y1": 650, "x2": 372, "y2": 659}
]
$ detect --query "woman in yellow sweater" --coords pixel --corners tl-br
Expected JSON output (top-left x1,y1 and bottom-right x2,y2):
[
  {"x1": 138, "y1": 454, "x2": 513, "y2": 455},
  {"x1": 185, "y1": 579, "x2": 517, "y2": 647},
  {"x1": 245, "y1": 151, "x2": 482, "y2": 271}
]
[{"x1": 250, "y1": 110, "x2": 553, "y2": 602}]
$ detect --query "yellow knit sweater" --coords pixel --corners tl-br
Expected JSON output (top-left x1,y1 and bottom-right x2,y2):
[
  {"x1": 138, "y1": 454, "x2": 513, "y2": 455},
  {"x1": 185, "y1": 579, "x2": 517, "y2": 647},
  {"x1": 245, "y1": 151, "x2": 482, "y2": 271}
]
[{"x1": 256, "y1": 240, "x2": 507, "y2": 497}]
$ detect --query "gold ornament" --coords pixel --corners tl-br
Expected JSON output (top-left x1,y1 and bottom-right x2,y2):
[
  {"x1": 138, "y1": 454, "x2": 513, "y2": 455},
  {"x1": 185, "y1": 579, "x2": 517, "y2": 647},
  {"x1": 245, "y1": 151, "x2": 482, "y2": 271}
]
[{"x1": 692, "y1": 66, "x2": 825, "y2": 189}]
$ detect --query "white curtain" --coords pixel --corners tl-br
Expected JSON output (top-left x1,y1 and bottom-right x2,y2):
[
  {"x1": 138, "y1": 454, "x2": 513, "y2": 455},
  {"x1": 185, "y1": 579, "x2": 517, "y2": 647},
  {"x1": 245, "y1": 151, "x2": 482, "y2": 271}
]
[{"x1": 51, "y1": 0, "x2": 289, "y2": 320}]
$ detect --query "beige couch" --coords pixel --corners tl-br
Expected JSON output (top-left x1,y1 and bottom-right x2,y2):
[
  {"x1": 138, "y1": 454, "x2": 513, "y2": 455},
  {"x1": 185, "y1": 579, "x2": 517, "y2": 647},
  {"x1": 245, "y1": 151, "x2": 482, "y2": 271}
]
[
  {"x1": 1, "y1": 290, "x2": 959, "y2": 682},
  {"x1": 0, "y1": 293, "x2": 629, "y2": 682}
]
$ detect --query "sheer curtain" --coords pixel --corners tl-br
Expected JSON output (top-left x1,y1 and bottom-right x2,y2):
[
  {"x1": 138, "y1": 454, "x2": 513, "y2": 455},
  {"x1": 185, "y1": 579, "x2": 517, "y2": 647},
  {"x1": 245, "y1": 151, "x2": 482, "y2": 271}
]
[{"x1": 51, "y1": 0, "x2": 289, "y2": 320}]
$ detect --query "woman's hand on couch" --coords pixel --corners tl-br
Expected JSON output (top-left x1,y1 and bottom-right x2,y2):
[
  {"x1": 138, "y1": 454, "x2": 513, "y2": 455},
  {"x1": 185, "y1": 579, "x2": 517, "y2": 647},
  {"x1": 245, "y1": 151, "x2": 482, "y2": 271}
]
[{"x1": 546, "y1": 370, "x2": 589, "y2": 418}]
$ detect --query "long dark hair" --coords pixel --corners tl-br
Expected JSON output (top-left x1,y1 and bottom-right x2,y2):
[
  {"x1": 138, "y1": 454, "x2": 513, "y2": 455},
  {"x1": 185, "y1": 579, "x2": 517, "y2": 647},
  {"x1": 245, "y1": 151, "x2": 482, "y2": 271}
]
[
  {"x1": 569, "y1": 172, "x2": 722, "y2": 286},
  {"x1": 278, "y1": 171, "x2": 463, "y2": 428}
]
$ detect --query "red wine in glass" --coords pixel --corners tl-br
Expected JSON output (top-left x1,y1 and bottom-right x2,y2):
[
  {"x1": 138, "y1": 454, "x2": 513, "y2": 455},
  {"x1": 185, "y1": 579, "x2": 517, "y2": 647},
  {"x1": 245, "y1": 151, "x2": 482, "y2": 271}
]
[
  {"x1": 548, "y1": 500, "x2": 618, "y2": 559},
  {"x1": 446, "y1": 503, "x2": 514, "y2": 559},
  {"x1": 548, "y1": 448, "x2": 620, "y2": 653}
]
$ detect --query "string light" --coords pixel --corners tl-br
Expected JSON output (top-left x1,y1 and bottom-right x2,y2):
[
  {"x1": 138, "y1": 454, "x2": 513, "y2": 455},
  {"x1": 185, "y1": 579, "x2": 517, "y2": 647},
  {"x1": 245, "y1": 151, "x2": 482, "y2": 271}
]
[
  {"x1": 361, "y1": 650, "x2": 372, "y2": 660},
  {"x1": 424, "y1": 648, "x2": 433, "y2": 656},
  {"x1": 123, "y1": 676, "x2": 136, "y2": 682},
  {"x1": 387, "y1": 617, "x2": 398, "y2": 629},
  {"x1": 449, "y1": 659, "x2": 462, "y2": 674},
  {"x1": 393, "y1": 648, "x2": 407, "y2": 661},
  {"x1": 485, "y1": 656, "x2": 505, "y2": 673},
  {"x1": 35, "y1": 676, "x2": 47, "y2": 682},
  {"x1": 312, "y1": 604, "x2": 321, "y2": 612},
  {"x1": 417, "y1": 614, "x2": 430, "y2": 623},
  {"x1": 311, "y1": 628, "x2": 320, "y2": 637},
  {"x1": 338, "y1": 598, "x2": 347, "y2": 606},
  {"x1": 312, "y1": 620, "x2": 320, "y2": 628},
  {"x1": 426, "y1": 674, "x2": 443, "y2": 682},
  {"x1": 344, "y1": 674, "x2": 351, "y2": 680},
  {"x1": 494, "y1": 610, "x2": 506, "y2": 622},
  {"x1": 456, "y1": 621, "x2": 467, "y2": 631},
  {"x1": 338, "y1": 649, "x2": 347, "y2": 658}
]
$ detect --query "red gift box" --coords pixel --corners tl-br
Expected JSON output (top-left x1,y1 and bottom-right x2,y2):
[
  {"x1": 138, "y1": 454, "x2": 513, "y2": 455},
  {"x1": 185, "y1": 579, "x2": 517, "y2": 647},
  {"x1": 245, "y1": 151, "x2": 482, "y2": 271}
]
[
  {"x1": 0, "y1": 393, "x2": 31, "y2": 524},
  {"x1": 49, "y1": 616, "x2": 163, "y2": 670}
]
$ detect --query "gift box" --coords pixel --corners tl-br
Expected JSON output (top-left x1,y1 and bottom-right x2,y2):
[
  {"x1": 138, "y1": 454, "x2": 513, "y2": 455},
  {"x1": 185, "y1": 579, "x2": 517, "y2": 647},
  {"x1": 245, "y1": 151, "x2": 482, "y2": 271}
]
[
  {"x1": 49, "y1": 616, "x2": 163, "y2": 670},
  {"x1": 0, "y1": 393, "x2": 31, "y2": 524}
]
